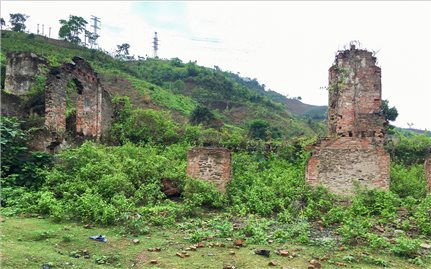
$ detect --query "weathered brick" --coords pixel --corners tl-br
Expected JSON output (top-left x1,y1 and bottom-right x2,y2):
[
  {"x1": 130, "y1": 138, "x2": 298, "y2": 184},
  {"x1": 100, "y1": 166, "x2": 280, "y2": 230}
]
[
  {"x1": 306, "y1": 45, "x2": 390, "y2": 195},
  {"x1": 425, "y1": 153, "x2": 431, "y2": 193},
  {"x1": 187, "y1": 147, "x2": 232, "y2": 192},
  {"x1": 44, "y1": 56, "x2": 112, "y2": 140},
  {"x1": 4, "y1": 52, "x2": 47, "y2": 95}
]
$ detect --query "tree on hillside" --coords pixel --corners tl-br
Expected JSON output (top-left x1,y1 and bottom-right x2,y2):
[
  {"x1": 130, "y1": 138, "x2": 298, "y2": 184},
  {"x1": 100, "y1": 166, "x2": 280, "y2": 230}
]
[
  {"x1": 189, "y1": 105, "x2": 215, "y2": 126},
  {"x1": 381, "y1": 99, "x2": 398, "y2": 122},
  {"x1": 115, "y1": 43, "x2": 131, "y2": 60},
  {"x1": 1, "y1": 18, "x2": 5, "y2": 30},
  {"x1": 59, "y1": 15, "x2": 88, "y2": 44},
  {"x1": 248, "y1": 119, "x2": 270, "y2": 140},
  {"x1": 85, "y1": 30, "x2": 99, "y2": 47},
  {"x1": 9, "y1": 13, "x2": 29, "y2": 32}
]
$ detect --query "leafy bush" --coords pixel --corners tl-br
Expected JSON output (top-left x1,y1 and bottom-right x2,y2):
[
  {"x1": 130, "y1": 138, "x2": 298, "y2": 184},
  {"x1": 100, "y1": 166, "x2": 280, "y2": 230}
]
[
  {"x1": 387, "y1": 130, "x2": 431, "y2": 166},
  {"x1": 390, "y1": 163, "x2": 427, "y2": 199},
  {"x1": 183, "y1": 179, "x2": 226, "y2": 209},
  {"x1": 0, "y1": 116, "x2": 53, "y2": 189},
  {"x1": 189, "y1": 105, "x2": 216, "y2": 126},
  {"x1": 350, "y1": 188, "x2": 401, "y2": 221},
  {"x1": 414, "y1": 194, "x2": 431, "y2": 235},
  {"x1": 391, "y1": 237, "x2": 421, "y2": 258},
  {"x1": 4, "y1": 142, "x2": 189, "y2": 224}
]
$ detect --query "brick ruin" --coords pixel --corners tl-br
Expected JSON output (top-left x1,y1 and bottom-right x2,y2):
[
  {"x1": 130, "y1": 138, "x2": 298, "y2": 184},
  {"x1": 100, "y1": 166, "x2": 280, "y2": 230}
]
[
  {"x1": 44, "y1": 56, "x2": 112, "y2": 139},
  {"x1": 187, "y1": 147, "x2": 232, "y2": 192},
  {"x1": 4, "y1": 52, "x2": 47, "y2": 95},
  {"x1": 425, "y1": 153, "x2": 431, "y2": 192},
  {"x1": 2, "y1": 52, "x2": 112, "y2": 151},
  {"x1": 306, "y1": 45, "x2": 390, "y2": 195}
]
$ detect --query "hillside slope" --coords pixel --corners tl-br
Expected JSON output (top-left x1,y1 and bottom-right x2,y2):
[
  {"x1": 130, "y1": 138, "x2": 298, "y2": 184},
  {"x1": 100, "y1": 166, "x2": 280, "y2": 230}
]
[{"x1": 0, "y1": 30, "x2": 326, "y2": 138}]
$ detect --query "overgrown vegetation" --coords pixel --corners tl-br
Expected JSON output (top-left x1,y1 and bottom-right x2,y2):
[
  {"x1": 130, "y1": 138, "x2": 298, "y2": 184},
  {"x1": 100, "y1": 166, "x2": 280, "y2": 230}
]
[{"x1": 1, "y1": 30, "x2": 430, "y2": 268}]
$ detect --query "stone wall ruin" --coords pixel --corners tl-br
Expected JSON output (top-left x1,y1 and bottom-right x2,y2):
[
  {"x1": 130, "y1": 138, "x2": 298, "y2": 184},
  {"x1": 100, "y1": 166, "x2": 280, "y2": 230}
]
[
  {"x1": 3, "y1": 52, "x2": 112, "y2": 152},
  {"x1": 44, "y1": 56, "x2": 112, "y2": 139},
  {"x1": 425, "y1": 153, "x2": 431, "y2": 193},
  {"x1": 187, "y1": 147, "x2": 232, "y2": 192},
  {"x1": 306, "y1": 45, "x2": 390, "y2": 195},
  {"x1": 4, "y1": 52, "x2": 47, "y2": 96}
]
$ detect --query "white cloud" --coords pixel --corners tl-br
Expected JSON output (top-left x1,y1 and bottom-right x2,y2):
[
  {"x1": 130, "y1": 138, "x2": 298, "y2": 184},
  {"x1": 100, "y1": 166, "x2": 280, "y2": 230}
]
[{"x1": 1, "y1": 1, "x2": 430, "y2": 129}]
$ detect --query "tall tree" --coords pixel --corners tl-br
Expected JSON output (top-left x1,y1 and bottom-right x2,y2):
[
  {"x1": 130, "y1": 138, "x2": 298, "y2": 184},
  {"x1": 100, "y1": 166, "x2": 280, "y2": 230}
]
[
  {"x1": 9, "y1": 13, "x2": 29, "y2": 32},
  {"x1": 381, "y1": 99, "x2": 398, "y2": 122},
  {"x1": 85, "y1": 30, "x2": 99, "y2": 47},
  {"x1": 115, "y1": 43, "x2": 130, "y2": 60},
  {"x1": 59, "y1": 15, "x2": 88, "y2": 44},
  {"x1": 1, "y1": 17, "x2": 5, "y2": 30}
]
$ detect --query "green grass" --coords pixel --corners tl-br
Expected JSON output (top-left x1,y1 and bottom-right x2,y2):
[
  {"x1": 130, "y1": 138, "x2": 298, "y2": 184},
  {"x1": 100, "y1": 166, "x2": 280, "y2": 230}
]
[{"x1": 1, "y1": 216, "x2": 426, "y2": 269}]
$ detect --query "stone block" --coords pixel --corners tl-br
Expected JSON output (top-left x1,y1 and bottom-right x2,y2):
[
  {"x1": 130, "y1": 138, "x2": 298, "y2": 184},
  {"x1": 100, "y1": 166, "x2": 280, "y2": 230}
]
[{"x1": 187, "y1": 147, "x2": 232, "y2": 192}]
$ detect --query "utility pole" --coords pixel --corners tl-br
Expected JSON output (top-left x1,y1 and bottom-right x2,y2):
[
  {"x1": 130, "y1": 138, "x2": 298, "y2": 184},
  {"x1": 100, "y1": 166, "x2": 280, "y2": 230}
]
[
  {"x1": 42, "y1": 24, "x2": 44, "y2": 36},
  {"x1": 49, "y1": 27, "x2": 51, "y2": 38},
  {"x1": 153, "y1": 32, "x2": 159, "y2": 58},
  {"x1": 90, "y1": 15, "x2": 101, "y2": 48},
  {"x1": 37, "y1": 24, "x2": 39, "y2": 35}
]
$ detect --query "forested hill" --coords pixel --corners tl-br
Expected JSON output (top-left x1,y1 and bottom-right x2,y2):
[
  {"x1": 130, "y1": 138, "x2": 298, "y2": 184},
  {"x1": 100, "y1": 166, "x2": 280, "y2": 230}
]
[{"x1": 0, "y1": 30, "x2": 327, "y2": 140}]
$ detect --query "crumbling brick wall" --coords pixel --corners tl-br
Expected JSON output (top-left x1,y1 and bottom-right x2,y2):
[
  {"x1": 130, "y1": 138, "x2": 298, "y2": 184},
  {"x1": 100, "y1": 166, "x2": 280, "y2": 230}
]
[
  {"x1": 328, "y1": 45, "x2": 386, "y2": 139},
  {"x1": 425, "y1": 154, "x2": 431, "y2": 193},
  {"x1": 4, "y1": 52, "x2": 47, "y2": 95},
  {"x1": 306, "y1": 138, "x2": 390, "y2": 195},
  {"x1": 187, "y1": 147, "x2": 232, "y2": 192},
  {"x1": 306, "y1": 45, "x2": 390, "y2": 195},
  {"x1": 45, "y1": 56, "x2": 112, "y2": 139}
]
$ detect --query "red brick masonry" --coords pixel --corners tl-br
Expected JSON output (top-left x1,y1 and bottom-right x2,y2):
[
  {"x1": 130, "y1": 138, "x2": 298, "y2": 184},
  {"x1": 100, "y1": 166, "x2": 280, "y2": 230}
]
[{"x1": 306, "y1": 45, "x2": 390, "y2": 195}]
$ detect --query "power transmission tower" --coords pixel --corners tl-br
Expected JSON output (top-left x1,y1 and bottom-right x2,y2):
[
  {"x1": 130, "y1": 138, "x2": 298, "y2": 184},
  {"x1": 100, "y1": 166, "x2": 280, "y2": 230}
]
[
  {"x1": 90, "y1": 15, "x2": 101, "y2": 47},
  {"x1": 153, "y1": 32, "x2": 159, "y2": 58}
]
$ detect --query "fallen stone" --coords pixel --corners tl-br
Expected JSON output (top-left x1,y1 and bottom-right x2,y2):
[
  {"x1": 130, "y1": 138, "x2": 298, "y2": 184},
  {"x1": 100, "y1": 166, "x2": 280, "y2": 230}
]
[
  {"x1": 184, "y1": 253, "x2": 190, "y2": 257},
  {"x1": 196, "y1": 242, "x2": 205, "y2": 248},
  {"x1": 255, "y1": 249, "x2": 270, "y2": 257},
  {"x1": 278, "y1": 249, "x2": 289, "y2": 256},
  {"x1": 132, "y1": 239, "x2": 140, "y2": 244},
  {"x1": 309, "y1": 259, "x2": 321, "y2": 268},
  {"x1": 229, "y1": 250, "x2": 235, "y2": 255},
  {"x1": 335, "y1": 261, "x2": 346, "y2": 267},
  {"x1": 223, "y1": 264, "x2": 235, "y2": 269},
  {"x1": 161, "y1": 178, "x2": 181, "y2": 197},
  {"x1": 234, "y1": 239, "x2": 244, "y2": 247},
  {"x1": 268, "y1": 260, "x2": 277, "y2": 266},
  {"x1": 421, "y1": 243, "x2": 431, "y2": 249},
  {"x1": 176, "y1": 252, "x2": 184, "y2": 258},
  {"x1": 83, "y1": 224, "x2": 92, "y2": 229},
  {"x1": 150, "y1": 260, "x2": 158, "y2": 264}
]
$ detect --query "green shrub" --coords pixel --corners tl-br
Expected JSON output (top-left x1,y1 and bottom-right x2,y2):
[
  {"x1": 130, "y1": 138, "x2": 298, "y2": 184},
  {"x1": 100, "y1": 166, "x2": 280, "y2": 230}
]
[
  {"x1": 351, "y1": 188, "x2": 400, "y2": 221},
  {"x1": 114, "y1": 108, "x2": 178, "y2": 144},
  {"x1": 391, "y1": 237, "x2": 421, "y2": 258},
  {"x1": 183, "y1": 179, "x2": 226, "y2": 209},
  {"x1": 390, "y1": 163, "x2": 427, "y2": 199},
  {"x1": 413, "y1": 194, "x2": 431, "y2": 235}
]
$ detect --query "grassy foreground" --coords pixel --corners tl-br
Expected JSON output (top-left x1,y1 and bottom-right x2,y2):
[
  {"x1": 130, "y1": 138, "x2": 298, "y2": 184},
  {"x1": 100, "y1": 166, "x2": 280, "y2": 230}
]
[{"x1": 1, "y1": 216, "x2": 427, "y2": 269}]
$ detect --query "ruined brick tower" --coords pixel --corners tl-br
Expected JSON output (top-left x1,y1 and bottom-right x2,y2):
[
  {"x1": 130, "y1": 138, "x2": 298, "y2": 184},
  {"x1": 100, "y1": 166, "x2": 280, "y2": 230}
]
[{"x1": 306, "y1": 45, "x2": 390, "y2": 195}]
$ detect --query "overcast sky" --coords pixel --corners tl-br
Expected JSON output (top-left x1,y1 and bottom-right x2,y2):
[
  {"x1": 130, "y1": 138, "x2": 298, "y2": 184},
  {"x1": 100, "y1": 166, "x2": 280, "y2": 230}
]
[{"x1": 1, "y1": 1, "x2": 430, "y2": 130}]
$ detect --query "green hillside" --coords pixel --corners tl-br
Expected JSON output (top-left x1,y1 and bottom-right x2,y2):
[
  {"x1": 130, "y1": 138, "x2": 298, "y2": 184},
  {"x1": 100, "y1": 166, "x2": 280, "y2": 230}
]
[{"x1": 0, "y1": 30, "x2": 326, "y2": 140}]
